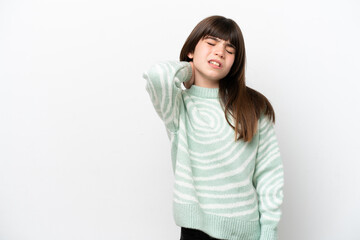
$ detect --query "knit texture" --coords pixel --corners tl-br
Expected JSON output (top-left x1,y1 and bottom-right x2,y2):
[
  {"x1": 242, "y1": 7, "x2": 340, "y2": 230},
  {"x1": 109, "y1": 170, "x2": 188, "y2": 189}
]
[{"x1": 143, "y1": 60, "x2": 284, "y2": 240}]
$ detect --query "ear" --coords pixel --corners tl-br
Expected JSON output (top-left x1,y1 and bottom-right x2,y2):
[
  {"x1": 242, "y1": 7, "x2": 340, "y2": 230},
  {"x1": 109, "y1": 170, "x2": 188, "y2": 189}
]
[{"x1": 187, "y1": 52, "x2": 193, "y2": 59}]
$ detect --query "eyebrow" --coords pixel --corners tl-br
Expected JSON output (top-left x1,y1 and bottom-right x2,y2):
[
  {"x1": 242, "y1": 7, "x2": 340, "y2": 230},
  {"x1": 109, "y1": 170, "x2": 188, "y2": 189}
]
[{"x1": 204, "y1": 36, "x2": 236, "y2": 49}]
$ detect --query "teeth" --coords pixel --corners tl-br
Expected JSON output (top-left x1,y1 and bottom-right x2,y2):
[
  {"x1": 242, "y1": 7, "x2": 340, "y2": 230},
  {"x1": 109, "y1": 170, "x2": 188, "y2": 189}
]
[{"x1": 209, "y1": 61, "x2": 220, "y2": 67}]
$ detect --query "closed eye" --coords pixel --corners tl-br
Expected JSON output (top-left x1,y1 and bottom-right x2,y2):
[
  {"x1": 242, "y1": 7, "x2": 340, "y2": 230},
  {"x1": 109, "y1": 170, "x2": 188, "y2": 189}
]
[{"x1": 207, "y1": 41, "x2": 235, "y2": 54}]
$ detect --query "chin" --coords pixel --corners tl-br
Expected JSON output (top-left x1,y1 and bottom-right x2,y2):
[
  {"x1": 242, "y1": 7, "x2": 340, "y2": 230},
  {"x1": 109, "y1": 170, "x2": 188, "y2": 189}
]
[{"x1": 208, "y1": 75, "x2": 225, "y2": 81}]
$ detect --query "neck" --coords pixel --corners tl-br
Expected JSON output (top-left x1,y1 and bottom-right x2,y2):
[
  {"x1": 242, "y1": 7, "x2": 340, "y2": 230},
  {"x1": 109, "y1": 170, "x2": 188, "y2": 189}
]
[
  {"x1": 194, "y1": 79, "x2": 219, "y2": 88},
  {"x1": 193, "y1": 71, "x2": 220, "y2": 88}
]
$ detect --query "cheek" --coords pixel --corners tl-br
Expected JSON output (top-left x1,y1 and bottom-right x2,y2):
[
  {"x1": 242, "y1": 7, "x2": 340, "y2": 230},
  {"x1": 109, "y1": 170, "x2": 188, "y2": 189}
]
[
  {"x1": 226, "y1": 59, "x2": 234, "y2": 69},
  {"x1": 194, "y1": 50, "x2": 208, "y2": 62}
]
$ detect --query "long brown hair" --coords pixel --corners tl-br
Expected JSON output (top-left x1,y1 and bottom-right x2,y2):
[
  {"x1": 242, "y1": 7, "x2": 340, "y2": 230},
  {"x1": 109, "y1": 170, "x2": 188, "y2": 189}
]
[{"x1": 180, "y1": 15, "x2": 275, "y2": 142}]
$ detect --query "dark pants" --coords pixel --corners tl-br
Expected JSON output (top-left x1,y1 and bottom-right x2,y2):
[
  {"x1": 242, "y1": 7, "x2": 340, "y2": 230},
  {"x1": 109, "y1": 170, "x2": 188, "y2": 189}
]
[{"x1": 180, "y1": 227, "x2": 223, "y2": 240}]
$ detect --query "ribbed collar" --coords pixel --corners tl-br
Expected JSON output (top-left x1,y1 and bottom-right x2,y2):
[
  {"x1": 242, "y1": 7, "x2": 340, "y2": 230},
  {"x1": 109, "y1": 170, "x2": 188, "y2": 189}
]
[{"x1": 186, "y1": 85, "x2": 219, "y2": 99}]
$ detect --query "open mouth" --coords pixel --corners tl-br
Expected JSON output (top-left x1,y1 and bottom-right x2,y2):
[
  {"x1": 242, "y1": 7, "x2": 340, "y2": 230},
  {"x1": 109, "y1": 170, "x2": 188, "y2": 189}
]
[{"x1": 209, "y1": 60, "x2": 221, "y2": 68}]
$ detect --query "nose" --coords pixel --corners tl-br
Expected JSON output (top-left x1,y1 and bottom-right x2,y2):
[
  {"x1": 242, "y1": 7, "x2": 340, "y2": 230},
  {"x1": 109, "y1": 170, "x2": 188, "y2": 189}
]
[{"x1": 214, "y1": 45, "x2": 225, "y2": 59}]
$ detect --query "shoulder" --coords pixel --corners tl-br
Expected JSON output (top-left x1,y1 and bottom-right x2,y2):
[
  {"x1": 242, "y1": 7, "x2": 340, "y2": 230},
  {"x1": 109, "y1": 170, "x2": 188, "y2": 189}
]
[
  {"x1": 246, "y1": 86, "x2": 268, "y2": 104},
  {"x1": 245, "y1": 86, "x2": 276, "y2": 124}
]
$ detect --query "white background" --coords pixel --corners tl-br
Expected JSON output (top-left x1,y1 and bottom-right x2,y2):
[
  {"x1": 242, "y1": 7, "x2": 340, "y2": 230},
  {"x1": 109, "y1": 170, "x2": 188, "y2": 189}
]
[{"x1": 1, "y1": 0, "x2": 360, "y2": 239}]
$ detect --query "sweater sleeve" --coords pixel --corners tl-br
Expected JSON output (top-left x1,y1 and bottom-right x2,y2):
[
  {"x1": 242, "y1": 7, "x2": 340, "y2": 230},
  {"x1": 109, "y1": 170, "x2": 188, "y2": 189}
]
[
  {"x1": 252, "y1": 113, "x2": 284, "y2": 240},
  {"x1": 143, "y1": 60, "x2": 192, "y2": 134}
]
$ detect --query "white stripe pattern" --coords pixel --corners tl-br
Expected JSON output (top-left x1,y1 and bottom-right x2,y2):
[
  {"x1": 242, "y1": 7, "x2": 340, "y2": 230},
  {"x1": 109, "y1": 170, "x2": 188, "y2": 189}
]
[{"x1": 144, "y1": 60, "x2": 284, "y2": 231}]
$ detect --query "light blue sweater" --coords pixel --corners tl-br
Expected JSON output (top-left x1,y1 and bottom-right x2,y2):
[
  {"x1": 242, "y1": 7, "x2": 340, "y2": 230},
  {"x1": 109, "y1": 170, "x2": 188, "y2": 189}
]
[{"x1": 143, "y1": 60, "x2": 284, "y2": 240}]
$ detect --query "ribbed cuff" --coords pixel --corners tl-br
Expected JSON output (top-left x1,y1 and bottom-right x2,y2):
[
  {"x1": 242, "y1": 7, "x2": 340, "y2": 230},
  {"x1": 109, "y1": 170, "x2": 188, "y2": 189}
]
[
  {"x1": 259, "y1": 226, "x2": 278, "y2": 240},
  {"x1": 179, "y1": 61, "x2": 193, "y2": 83}
]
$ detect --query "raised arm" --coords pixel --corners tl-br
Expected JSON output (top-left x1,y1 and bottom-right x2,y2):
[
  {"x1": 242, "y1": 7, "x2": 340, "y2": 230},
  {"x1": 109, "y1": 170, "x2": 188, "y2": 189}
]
[
  {"x1": 183, "y1": 61, "x2": 195, "y2": 89},
  {"x1": 253, "y1": 113, "x2": 285, "y2": 240},
  {"x1": 143, "y1": 60, "x2": 193, "y2": 134}
]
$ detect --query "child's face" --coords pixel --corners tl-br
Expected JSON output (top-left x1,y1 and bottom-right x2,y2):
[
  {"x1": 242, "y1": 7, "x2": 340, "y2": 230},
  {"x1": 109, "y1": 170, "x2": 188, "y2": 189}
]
[{"x1": 187, "y1": 35, "x2": 235, "y2": 85}]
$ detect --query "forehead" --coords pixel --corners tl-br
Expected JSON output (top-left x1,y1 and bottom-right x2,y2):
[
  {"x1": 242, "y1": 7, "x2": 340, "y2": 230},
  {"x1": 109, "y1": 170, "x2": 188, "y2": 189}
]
[{"x1": 202, "y1": 35, "x2": 236, "y2": 49}]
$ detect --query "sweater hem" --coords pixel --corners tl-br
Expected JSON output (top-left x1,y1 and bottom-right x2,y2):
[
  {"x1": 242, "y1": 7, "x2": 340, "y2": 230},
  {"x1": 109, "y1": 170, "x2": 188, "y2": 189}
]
[{"x1": 173, "y1": 202, "x2": 261, "y2": 240}]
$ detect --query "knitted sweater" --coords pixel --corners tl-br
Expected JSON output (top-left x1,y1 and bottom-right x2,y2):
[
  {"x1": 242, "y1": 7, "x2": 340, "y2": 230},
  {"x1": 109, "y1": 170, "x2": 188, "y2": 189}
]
[{"x1": 143, "y1": 60, "x2": 284, "y2": 240}]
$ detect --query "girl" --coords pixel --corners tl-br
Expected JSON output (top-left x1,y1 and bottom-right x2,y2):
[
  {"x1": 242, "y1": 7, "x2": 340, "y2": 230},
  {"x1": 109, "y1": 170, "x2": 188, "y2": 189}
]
[{"x1": 143, "y1": 15, "x2": 284, "y2": 240}]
